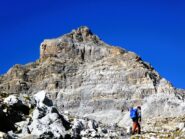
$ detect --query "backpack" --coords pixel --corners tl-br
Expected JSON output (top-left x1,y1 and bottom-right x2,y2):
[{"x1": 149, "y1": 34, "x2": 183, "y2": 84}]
[{"x1": 130, "y1": 108, "x2": 137, "y2": 119}]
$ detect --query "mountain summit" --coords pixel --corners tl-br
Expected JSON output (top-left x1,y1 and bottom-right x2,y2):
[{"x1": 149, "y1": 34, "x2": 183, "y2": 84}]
[
  {"x1": 40, "y1": 26, "x2": 122, "y2": 62},
  {"x1": 0, "y1": 26, "x2": 185, "y2": 138}
]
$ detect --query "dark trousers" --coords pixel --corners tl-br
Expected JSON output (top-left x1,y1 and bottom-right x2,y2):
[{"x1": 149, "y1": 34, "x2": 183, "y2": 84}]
[{"x1": 132, "y1": 118, "x2": 141, "y2": 134}]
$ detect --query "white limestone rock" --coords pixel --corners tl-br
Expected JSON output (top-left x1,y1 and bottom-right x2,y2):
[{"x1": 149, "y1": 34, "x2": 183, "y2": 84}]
[
  {"x1": 34, "y1": 90, "x2": 47, "y2": 108},
  {"x1": 0, "y1": 131, "x2": 7, "y2": 139},
  {"x1": 27, "y1": 91, "x2": 71, "y2": 138},
  {"x1": 177, "y1": 123, "x2": 185, "y2": 130},
  {"x1": 4, "y1": 95, "x2": 18, "y2": 106}
]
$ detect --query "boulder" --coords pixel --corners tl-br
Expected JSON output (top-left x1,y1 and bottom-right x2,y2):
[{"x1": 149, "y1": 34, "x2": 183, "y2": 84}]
[
  {"x1": 20, "y1": 135, "x2": 39, "y2": 139},
  {"x1": 177, "y1": 123, "x2": 185, "y2": 130},
  {"x1": 0, "y1": 94, "x2": 31, "y2": 133},
  {"x1": 34, "y1": 90, "x2": 52, "y2": 108},
  {"x1": 0, "y1": 131, "x2": 7, "y2": 139},
  {"x1": 27, "y1": 91, "x2": 71, "y2": 138},
  {"x1": 4, "y1": 95, "x2": 18, "y2": 106},
  {"x1": 72, "y1": 119, "x2": 84, "y2": 138}
]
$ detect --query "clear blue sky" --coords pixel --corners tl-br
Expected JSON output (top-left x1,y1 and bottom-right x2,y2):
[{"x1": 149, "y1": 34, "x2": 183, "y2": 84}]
[{"x1": 0, "y1": 0, "x2": 185, "y2": 89}]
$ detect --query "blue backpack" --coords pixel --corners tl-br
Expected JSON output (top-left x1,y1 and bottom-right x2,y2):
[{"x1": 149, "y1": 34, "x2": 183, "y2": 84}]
[{"x1": 130, "y1": 108, "x2": 137, "y2": 119}]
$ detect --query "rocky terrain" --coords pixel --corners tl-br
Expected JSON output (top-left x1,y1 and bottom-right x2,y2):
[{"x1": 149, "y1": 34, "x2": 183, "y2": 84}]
[
  {"x1": 0, "y1": 26, "x2": 185, "y2": 138},
  {"x1": 0, "y1": 91, "x2": 125, "y2": 139}
]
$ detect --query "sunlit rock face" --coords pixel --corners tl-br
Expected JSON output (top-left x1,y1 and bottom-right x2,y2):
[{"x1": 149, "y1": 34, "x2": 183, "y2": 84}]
[{"x1": 0, "y1": 26, "x2": 184, "y2": 129}]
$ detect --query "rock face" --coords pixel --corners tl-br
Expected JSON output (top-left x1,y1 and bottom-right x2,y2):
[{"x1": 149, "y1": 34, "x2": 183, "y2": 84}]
[{"x1": 0, "y1": 26, "x2": 185, "y2": 138}]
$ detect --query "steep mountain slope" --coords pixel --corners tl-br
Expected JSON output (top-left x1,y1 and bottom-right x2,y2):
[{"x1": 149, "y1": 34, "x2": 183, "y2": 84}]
[{"x1": 0, "y1": 26, "x2": 185, "y2": 138}]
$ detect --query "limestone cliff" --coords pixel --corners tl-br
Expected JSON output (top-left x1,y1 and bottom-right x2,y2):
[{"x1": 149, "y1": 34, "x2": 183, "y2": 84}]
[{"x1": 0, "y1": 26, "x2": 185, "y2": 138}]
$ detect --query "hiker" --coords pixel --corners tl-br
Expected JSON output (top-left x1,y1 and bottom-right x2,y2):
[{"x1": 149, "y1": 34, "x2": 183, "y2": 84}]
[{"x1": 130, "y1": 106, "x2": 141, "y2": 135}]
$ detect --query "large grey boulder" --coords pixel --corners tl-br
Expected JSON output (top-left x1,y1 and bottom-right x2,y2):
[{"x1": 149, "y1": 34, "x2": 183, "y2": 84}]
[{"x1": 27, "y1": 91, "x2": 71, "y2": 138}]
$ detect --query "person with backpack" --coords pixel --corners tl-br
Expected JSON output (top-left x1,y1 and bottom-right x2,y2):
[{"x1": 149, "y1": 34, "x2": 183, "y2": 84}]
[{"x1": 130, "y1": 106, "x2": 141, "y2": 135}]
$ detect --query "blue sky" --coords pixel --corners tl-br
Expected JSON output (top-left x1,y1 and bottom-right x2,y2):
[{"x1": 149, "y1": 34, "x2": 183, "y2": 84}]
[{"x1": 0, "y1": 0, "x2": 185, "y2": 89}]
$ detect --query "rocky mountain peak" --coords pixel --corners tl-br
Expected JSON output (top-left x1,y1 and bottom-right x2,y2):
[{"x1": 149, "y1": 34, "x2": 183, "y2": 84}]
[
  {"x1": 70, "y1": 26, "x2": 93, "y2": 39},
  {"x1": 40, "y1": 26, "x2": 123, "y2": 62},
  {"x1": 0, "y1": 26, "x2": 185, "y2": 138},
  {"x1": 64, "y1": 26, "x2": 101, "y2": 43}
]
